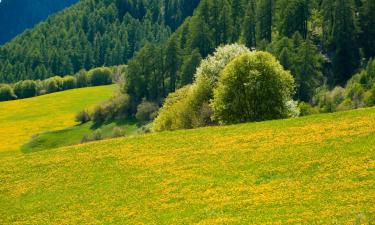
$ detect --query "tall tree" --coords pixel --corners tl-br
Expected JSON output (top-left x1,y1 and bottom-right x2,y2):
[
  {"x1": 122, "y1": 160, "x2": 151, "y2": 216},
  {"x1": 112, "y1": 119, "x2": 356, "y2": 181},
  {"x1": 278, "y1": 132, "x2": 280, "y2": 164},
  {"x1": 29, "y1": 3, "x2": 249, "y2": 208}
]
[
  {"x1": 332, "y1": 0, "x2": 360, "y2": 84},
  {"x1": 279, "y1": 0, "x2": 309, "y2": 38},
  {"x1": 242, "y1": 0, "x2": 257, "y2": 48},
  {"x1": 359, "y1": 0, "x2": 375, "y2": 58},
  {"x1": 165, "y1": 36, "x2": 180, "y2": 93},
  {"x1": 256, "y1": 0, "x2": 273, "y2": 43}
]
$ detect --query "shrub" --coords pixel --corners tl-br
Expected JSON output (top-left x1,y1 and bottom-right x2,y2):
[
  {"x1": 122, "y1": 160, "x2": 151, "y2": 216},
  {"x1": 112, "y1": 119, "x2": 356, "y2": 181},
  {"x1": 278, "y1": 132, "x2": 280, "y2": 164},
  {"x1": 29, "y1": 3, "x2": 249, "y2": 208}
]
[
  {"x1": 135, "y1": 100, "x2": 159, "y2": 124},
  {"x1": 43, "y1": 78, "x2": 59, "y2": 93},
  {"x1": 298, "y1": 102, "x2": 319, "y2": 116},
  {"x1": 89, "y1": 67, "x2": 112, "y2": 86},
  {"x1": 0, "y1": 84, "x2": 17, "y2": 101},
  {"x1": 13, "y1": 80, "x2": 37, "y2": 98},
  {"x1": 62, "y1": 76, "x2": 77, "y2": 90},
  {"x1": 81, "y1": 134, "x2": 91, "y2": 143},
  {"x1": 286, "y1": 100, "x2": 300, "y2": 118},
  {"x1": 75, "y1": 110, "x2": 91, "y2": 124},
  {"x1": 91, "y1": 94, "x2": 131, "y2": 124},
  {"x1": 112, "y1": 127, "x2": 126, "y2": 138},
  {"x1": 212, "y1": 52, "x2": 295, "y2": 124},
  {"x1": 154, "y1": 44, "x2": 251, "y2": 131},
  {"x1": 92, "y1": 129, "x2": 103, "y2": 141},
  {"x1": 75, "y1": 69, "x2": 90, "y2": 88}
]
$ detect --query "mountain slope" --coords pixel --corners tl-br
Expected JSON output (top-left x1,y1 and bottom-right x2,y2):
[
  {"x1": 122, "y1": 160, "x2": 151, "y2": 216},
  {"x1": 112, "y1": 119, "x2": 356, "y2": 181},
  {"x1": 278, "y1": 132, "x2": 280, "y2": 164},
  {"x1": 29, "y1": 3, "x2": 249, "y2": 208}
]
[
  {"x1": 0, "y1": 0, "x2": 200, "y2": 83},
  {"x1": 0, "y1": 85, "x2": 115, "y2": 153},
  {"x1": 0, "y1": 0, "x2": 79, "y2": 44},
  {"x1": 1, "y1": 107, "x2": 374, "y2": 223}
]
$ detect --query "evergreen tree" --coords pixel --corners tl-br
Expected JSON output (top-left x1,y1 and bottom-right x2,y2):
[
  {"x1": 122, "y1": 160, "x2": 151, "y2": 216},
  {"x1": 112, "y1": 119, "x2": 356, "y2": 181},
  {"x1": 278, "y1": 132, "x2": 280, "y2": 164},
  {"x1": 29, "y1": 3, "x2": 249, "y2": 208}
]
[
  {"x1": 359, "y1": 0, "x2": 375, "y2": 58},
  {"x1": 242, "y1": 0, "x2": 257, "y2": 48},
  {"x1": 256, "y1": 0, "x2": 273, "y2": 43},
  {"x1": 165, "y1": 36, "x2": 180, "y2": 93},
  {"x1": 279, "y1": 0, "x2": 309, "y2": 38},
  {"x1": 218, "y1": 0, "x2": 234, "y2": 44},
  {"x1": 332, "y1": 0, "x2": 360, "y2": 84}
]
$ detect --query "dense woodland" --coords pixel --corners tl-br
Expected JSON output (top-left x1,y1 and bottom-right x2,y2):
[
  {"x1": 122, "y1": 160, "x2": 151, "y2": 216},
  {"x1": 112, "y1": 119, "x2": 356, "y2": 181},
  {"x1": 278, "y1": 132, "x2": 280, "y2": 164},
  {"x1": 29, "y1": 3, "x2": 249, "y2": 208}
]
[
  {"x1": 0, "y1": 0, "x2": 199, "y2": 82},
  {"x1": 125, "y1": 0, "x2": 375, "y2": 105},
  {"x1": 0, "y1": 0, "x2": 79, "y2": 44},
  {"x1": 1, "y1": 0, "x2": 375, "y2": 127}
]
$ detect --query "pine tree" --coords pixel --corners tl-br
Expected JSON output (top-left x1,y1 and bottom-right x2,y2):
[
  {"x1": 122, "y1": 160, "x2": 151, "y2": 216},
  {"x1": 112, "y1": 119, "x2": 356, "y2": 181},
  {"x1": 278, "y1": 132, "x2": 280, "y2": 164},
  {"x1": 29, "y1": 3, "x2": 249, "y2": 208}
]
[
  {"x1": 256, "y1": 0, "x2": 273, "y2": 43},
  {"x1": 242, "y1": 0, "x2": 256, "y2": 48},
  {"x1": 165, "y1": 36, "x2": 180, "y2": 92},
  {"x1": 231, "y1": 0, "x2": 243, "y2": 41},
  {"x1": 279, "y1": 0, "x2": 309, "y2": 38},
  {"x1": 332, "y1": 0, "x2": 360, "y2": 84},
  {"x1": 360, "y1": 0, "x2": 375, "y2": 58},
  {"x1": 218, "y1": 0, "x2": 234, "y2": 44}
]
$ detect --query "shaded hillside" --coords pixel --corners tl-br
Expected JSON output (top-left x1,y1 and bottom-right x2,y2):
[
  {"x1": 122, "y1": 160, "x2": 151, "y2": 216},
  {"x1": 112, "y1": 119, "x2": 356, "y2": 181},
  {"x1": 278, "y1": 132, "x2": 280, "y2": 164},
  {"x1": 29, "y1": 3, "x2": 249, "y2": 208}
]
[
  {"x1": 0, "y1": 0, "x2": 79, "y2": 44},
  {"x1": 0, "y1": 0, "x2": 200, "y2": 82}
]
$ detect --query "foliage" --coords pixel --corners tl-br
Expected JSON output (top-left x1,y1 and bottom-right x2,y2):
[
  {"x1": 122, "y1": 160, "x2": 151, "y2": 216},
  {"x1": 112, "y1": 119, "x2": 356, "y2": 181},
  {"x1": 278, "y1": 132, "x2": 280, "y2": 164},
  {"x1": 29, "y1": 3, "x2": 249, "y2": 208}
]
[
  {"x1": 153, "y1": 44, "x2": 251, "y2": 131},
  {"x1": 212, "y1": 52, "x2": 295, "y2": 124},
  {"x1": 75, "y1": 110, "x2": 91, "y2": 124},
  {"x1": 313, "y1": 59, "x2": 375, "y2": 112},
  {"x1": 13, "y1": 80, "x2": 37, "y2": 98},
  {"x1": 135, "y1": 100, "x2": 159, "y2": 124},
  {"x1": 0, "y1": 0, "x2": 200, "y2": 83},
  {"x1": 0, "y1": 84, "x2": 17, "y2": 101},
  {"x1": 62, "y1": 76, "x2": 77, "y2": 90},
  {"x1": 298, "y1": 101, "x2": 319, "y2": 116},
  {"x1": 91, "y1": 94, "x2": 131, "y2": 124},
  {"x1": 89, "y1": 67, "x2": 113, "y2": 86}
]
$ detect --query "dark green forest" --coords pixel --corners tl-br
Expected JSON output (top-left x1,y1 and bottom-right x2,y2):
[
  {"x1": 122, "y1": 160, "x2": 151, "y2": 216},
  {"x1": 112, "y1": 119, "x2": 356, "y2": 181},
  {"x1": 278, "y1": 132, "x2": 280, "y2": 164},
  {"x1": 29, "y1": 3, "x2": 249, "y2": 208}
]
[
  {"x1": 0, "y1": 0, "x2": 199, "y2": 82},
  {"x1": 125, "y1": 0, "x2": 375, "y2": 106},
  {"x1": 0, "y1": 0, "x2": 79, "y2": 44},
  {"x1": 0, "y1": 0, "x2": 374, "y2": 108}
]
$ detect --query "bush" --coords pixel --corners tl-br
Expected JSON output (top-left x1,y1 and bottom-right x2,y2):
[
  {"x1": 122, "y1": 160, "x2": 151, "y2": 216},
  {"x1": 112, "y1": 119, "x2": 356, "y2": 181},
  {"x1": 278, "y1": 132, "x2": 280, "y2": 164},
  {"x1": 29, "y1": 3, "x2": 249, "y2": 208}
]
[
  {"x1": 298, "y1": 102, "x2": 319, "y2": 116},
  {"x1": 75, "y1": 69, "x2": 90, "y2": 88},
  {"x1": 0, "y1": 84, "x2": 17, "y2": 101},
  {"x1": 75, "y1": 110, "x2": 91, "y2": 124},
  {"x1": 212, "y1": 52, "x2": 295, "y2": 124},
  {"x1": 62, "y1": 76, "x2": 77, "y2": 90},
  {"x1": 92, "y1": 129, "x2": 103, "y2": 141},
  {"x1": 13, "y1": 80, "x2": 37, "y2": 98},
  {"x1": 89, "y1": 67, "x2": 112, "y2": 86},
  {"x1": 112, "y1": 127, "x2": 126, "y2": 138},
  {"x1": 135, "y1": 100, "x2": 159, "y2": 124},
  {"x1": 154, "y1": 44, "x2": 251, "y2": 131},
  {"x1": 43, "y1": 78, "x2": 58, "y2": 93},
  {"x1": 91, "y1": 94, "x2": 131, "y2": 124}
]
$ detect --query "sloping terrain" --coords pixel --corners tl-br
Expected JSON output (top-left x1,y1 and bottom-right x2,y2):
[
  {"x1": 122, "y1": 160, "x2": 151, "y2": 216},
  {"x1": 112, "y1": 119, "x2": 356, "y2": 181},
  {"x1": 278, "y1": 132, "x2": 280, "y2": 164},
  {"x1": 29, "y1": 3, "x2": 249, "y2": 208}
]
[
  {"x1": 0, "y1": 85, "x2": 115, "y2": 153},
  {"x1": 1, "y1": 107, "x2": 374, "y2": 224},
  {"x1": 0, "y1": 0, "x2": 78, "y2": 44}
]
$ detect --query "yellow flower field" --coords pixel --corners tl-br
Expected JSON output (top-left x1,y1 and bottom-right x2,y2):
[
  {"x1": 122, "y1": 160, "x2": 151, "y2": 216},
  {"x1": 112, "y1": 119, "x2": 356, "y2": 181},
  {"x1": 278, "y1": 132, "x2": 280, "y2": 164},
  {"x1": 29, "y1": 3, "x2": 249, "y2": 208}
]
[
  {"x1": 0, "y1": 106, "x2": 374, "y2": 224},
  {"x1": 0, "y1": 85, "x2": 115, "y2": 153}
]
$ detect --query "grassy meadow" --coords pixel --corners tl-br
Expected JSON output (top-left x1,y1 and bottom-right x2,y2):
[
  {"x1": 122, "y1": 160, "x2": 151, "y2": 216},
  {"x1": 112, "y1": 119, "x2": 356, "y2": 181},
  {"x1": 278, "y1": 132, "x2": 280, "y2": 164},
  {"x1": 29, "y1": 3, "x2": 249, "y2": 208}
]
[
  {"x1": 1, "y1": 106, "x2": 374, "y2": 224},
  {"x1": 0, "y1": 85, "x2": 116, "y2": 153}
]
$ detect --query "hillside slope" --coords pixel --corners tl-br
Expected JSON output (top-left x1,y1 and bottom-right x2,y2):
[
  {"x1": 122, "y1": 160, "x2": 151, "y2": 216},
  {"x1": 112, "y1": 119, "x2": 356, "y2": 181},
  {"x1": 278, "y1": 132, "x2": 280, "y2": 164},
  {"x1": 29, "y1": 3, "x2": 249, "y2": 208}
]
[
  {"x1": 0, "y1": 0, "x2": 200, "y2": 83},
  {"x1": 0, "y1": 85, "x2": 115, "y2": 153},
  {"x1": 0, "y1": 0, "x2": 78, "y2": 44},
  {"x1": 1, "y1": 107, "x2": 374, "y2": 224}
]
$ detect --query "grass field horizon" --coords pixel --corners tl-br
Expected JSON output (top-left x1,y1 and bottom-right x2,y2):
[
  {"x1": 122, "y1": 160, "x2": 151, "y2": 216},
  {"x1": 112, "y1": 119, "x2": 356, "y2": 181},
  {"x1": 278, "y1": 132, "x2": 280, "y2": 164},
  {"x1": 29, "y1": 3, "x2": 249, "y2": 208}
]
[
  {"x1": 0, "y1": 85, "x2": 116, "y2": 153},
  {"x1": 1, "y1": 106, "x2": 374, "y2": 224}
]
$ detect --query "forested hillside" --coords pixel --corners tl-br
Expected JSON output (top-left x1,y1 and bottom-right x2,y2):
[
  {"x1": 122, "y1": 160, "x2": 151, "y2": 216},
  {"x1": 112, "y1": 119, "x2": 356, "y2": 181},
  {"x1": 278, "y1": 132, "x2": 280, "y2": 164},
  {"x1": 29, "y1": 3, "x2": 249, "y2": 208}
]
[
  {"x1": 0, "y1": 0, "x2": 199, "y2": 82},
  {"x1": 0, "y1": 0, "x2": 79, "y2": 44},
  {"x1": 125, "y1": 0, "x2": 375, "y2": 105}
]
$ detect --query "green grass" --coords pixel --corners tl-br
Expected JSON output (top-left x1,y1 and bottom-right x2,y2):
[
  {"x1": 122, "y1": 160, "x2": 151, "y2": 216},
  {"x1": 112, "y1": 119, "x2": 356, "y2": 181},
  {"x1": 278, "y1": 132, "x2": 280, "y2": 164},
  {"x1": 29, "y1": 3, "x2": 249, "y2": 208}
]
[
  {"x1": 1, "y1": 107, "x2": 374, "y2": 224},
  {"x1": 0, "y1": 85, "x2": 116, "y2": 153},
  {"x1": 21, "y1": 120, "x2": 138, "y2": 153}
]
